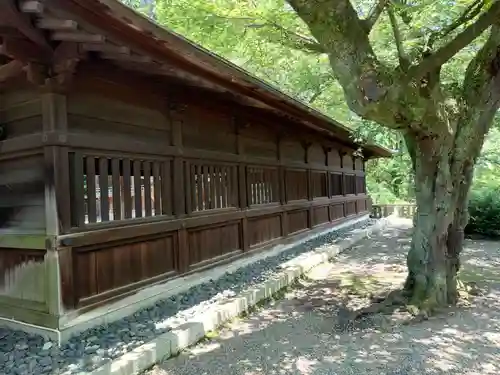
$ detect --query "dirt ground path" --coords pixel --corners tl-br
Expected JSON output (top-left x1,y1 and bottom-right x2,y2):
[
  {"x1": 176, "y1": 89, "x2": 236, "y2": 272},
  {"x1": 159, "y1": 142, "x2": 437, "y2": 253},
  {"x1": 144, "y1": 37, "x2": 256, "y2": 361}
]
[{"x1": 147, "y1": 220, "x2": 500, "y2": 375}]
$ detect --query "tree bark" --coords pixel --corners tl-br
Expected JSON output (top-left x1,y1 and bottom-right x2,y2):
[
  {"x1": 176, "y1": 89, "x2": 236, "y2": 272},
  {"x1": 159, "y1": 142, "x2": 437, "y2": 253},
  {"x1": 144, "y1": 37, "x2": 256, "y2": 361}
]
[{"x1": 402, "y1": 131, "x2": 459, "y2": 311}]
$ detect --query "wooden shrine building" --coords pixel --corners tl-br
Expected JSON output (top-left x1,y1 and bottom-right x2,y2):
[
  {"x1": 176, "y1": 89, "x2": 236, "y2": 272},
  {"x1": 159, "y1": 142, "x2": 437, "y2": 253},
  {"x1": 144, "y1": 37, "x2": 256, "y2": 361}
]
[{"x1": 0, "y1": 0, "x2": 390, "y2": 337}]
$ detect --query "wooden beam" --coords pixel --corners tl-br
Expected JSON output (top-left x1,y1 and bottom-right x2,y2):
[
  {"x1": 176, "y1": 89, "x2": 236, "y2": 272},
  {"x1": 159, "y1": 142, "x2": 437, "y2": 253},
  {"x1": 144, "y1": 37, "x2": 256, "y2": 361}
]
[
  {"x1": 79, "y1": 43, "x2": 130, "y2": 55},
  {"x1": 52, "y1": 42, "x2": 82, "y2": 88},
  {"x1": 37, "y1": 18, "x2": 78, "y2": 31},
  {"x1": 100, "y1": 53, "x2": 152, "y2": 63},
  {"x1": 0, "y1": 60, "x2": 25, "y2": 82},
  {"x1": 0, "y1": 0, "x2": 51, "y2": 52},
  {"x1": 51, "y1": 31, "x2": 105, "y2": 43},
  {"x1": 0, "y1": 37, "x2": 50, "y2": 63},
  {"x1": 19, "y1": 0, "x2": 44, "y2": 13}
]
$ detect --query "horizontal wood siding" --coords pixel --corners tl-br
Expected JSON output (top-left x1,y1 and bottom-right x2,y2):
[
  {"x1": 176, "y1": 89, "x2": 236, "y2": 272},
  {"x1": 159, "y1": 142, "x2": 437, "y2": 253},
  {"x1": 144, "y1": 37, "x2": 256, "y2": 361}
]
[
  {"x1": 248, "y1": 214, "x2": 282, "y2": 247},
  {"x1": 0, "y1": 155, "x2": 46, "y2": 234},
  {"x1": 0, "y1": 89, "x2": 42, "y2": 139}
]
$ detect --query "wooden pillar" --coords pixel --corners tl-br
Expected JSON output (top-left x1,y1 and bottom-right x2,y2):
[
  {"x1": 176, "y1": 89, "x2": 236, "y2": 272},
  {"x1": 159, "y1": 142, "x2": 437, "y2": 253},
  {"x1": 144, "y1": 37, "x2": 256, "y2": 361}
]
[
  {"x1": 305, "y1": 142, "x2": 313, "y2": 228},
  {"x1": 325, "y1": 147, "x2": 332, "y2": 222},
  {"x1": 170, "y1": 103, "x2": 189, "y2": 272},
  {"x1": 277, "y1": 137, "x2": 288, "y2": 237},
  {"x1": 41, "y1": 91, "x2": 70, "y2": 316},
  {"x1": 235, "y1": 117, "x2": 249, "y2": 251}
]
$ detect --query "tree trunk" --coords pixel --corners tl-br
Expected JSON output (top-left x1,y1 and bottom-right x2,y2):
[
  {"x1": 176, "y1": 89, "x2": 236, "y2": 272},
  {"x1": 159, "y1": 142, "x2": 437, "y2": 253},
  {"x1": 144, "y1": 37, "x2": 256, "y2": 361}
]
[{"x1": 402, "y1": 132, "x2": 466, "y2": 312}]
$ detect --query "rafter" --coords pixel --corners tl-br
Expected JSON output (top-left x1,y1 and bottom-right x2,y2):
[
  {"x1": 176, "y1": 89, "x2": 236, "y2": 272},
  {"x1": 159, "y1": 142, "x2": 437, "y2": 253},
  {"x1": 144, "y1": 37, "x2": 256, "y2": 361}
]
[
  {"x1": 0, "y1": 0, "x2": 52, "y2": 52},
  {"x1": 0, "y1": 60, "x2": 25, "y2": 82},
  {"x1": 0, "y1": 36, "x2": 51, "y2": 63}
]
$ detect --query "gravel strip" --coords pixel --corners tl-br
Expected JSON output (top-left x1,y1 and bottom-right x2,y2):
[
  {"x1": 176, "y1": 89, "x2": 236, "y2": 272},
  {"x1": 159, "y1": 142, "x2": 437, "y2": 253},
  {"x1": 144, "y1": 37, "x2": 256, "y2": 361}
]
[{"x1": 0, "y1": 218, "x2": 376, "y2": 375}]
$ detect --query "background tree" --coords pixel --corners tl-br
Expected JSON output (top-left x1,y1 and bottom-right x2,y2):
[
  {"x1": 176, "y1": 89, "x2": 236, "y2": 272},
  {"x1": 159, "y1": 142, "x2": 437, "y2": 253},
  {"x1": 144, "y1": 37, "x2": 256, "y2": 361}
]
[{"x1": 124, "y1": 0, "x2": 500, "y2": 314}]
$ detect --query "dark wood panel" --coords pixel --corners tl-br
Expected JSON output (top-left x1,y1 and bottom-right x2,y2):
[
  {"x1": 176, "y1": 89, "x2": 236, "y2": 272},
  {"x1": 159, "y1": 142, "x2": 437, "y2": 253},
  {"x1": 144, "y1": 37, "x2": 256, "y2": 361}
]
[
  {"x1": 357, "y1": 199, "x2": 367, "y2": 213},
  {"x1": 331, "y1": 203, "x2": 345, "y2": 221},
  {"x1": 248, "y1": 214, "x2": 282, "y2": 247},
  {"x1": 282, "y1": 140, "x2": 305, "y2": 162},
  {"x1": 346, "y1": 201, "x2": 357, "y2": 216},
  {"x1": 67, "y1": 94, "x2": 169, "y2": 131},
  {"x1": 188, "y1": 222, "x2": 241, "y2": 266},
  {"x1": 74, "y1": 235, "x2": 176, "y2": 302},
  {"x1": 288, "y1": 209, "x2": 309, "y2": 234},
  {"x1": 309, "y1": 144, "x2": 325, "y2": 165},
  {"x1": 311, "y1": 171, "x2": 327, "y2": 198},
  {"x1": 313, "y1": 206, "x2": 329, "y2": 226},
  {"x1": 328, "y1": 150, "x2": 342, "y2": 167},
  {"x1": 285, "y1": 169, "x2": 308, "y2": 201}
]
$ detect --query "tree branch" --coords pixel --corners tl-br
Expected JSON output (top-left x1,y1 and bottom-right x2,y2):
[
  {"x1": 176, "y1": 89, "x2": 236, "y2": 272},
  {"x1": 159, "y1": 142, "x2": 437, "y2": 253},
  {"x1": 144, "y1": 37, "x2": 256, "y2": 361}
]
[
  {"x1": 246, "y1": 22, "x2": 326, "y2": 54},
  {"x1": 408, "y1": 1, "x2": 500, "y2": 80},
  {"x1": 427, "y1": 0, "x2": 486, "y2": 49},
  {"x1": 362, "y1": 0, "x2": 389, "y2": 33},
  {"x1": 285, "y1": 0, "x2": 398, "y2": 125},
  {"x1": 451, "y1": 23, "x2": 500, "y2": 177},
  {"x1": 212, "y1": 14, "x2": 326, "y2": 54},
  {"x1": 387, "y1": 3, "x2": 410, "y2": 71}
]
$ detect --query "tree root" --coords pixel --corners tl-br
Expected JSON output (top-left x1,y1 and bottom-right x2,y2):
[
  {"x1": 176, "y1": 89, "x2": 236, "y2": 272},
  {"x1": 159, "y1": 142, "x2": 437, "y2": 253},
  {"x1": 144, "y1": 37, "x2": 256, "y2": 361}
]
[{"x1": 348, "y1": 289, "x2": 407, "y2": 321}]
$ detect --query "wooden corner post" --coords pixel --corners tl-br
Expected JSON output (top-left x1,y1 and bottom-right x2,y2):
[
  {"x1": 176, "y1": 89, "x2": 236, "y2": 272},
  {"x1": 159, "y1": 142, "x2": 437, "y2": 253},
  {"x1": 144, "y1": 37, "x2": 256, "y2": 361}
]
[{"x1": 41, "y1": 90, "x2": 71, "y2": 318}]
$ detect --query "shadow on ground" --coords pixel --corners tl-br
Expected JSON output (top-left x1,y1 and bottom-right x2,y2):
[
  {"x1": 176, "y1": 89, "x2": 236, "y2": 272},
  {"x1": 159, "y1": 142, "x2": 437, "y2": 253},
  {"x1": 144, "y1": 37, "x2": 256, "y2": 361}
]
[{"x1": 148, "y1": 220, "x2": 500, "y2": 375}]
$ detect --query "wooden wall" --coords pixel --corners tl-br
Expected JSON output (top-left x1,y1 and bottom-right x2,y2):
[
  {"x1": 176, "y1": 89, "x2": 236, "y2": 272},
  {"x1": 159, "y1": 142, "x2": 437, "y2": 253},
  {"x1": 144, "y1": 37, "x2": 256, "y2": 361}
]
[
  {"x1": 0, "y1": 89, "x2": 45, "y2": 236},
  {"x1": 0, "y1": 68, "x2": 372, "y2": 323}
]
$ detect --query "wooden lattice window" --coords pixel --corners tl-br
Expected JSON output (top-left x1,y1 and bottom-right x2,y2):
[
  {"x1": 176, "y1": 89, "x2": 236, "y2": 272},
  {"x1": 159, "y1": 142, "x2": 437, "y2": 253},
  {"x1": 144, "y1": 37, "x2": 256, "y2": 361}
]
[
  {"x1": 247, "y1": 167, "x2": 279, "y2": 205},
  {"x1": 190, "y1": 162, "x2": 237, "y2": 211},
  {"x1": 69, "y1": 153, "x2": 171, "y2": 227}
]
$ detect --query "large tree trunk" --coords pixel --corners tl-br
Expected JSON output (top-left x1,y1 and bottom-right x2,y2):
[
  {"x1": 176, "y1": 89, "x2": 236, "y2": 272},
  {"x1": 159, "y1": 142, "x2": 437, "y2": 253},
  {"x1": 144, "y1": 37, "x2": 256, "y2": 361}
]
[{"x1": 402, "y1": 131, "x2": 472, "y2": 312}]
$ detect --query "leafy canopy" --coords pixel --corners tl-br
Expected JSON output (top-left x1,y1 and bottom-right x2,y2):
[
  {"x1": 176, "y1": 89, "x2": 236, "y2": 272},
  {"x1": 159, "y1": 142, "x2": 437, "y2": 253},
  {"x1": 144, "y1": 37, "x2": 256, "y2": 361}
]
[{"x1": 121, "y1": 0, "x2": 500, "y2": 202}]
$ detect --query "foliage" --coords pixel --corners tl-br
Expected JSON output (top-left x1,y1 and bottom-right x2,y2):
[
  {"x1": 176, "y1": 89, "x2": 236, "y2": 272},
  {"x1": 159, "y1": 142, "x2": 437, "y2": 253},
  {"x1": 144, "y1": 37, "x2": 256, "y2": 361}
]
[
  {"x1": 466, "y1": 184, "x2": 500, "y2": 237},
  {"x1": 465, "y1": 126, "x2": 500, "y2": 236}
]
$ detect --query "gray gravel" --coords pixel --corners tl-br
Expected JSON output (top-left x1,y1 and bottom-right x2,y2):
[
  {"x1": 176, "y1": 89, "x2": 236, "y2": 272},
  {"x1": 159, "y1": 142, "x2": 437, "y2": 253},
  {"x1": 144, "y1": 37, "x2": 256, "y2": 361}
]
[
  {"x1": 148, "y1": 220, "x2": 500, "y2": 375},
  {"x1": 0, "y1": 218, "x2": 376, "y2": 375}
]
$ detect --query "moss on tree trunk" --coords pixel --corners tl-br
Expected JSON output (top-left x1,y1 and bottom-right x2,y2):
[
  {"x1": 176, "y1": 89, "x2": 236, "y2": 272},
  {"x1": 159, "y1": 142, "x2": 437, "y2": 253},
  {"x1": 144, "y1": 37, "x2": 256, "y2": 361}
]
[{"x1": 402, "y1": 132, "x2": 475, "y2": 313}]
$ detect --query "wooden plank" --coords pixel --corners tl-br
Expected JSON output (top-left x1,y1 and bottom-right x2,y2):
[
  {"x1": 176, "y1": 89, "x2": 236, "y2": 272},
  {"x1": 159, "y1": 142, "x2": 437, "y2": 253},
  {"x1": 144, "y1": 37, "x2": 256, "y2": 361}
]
[
  {"x1": 152, "y1": 162, "x2": 161, "y2": 216},
  {"x1": 123, "y1": 158, "x2": 132, "y2": 219},
  {"x1": 71, "y1": 151, "x2": 85, "y2": 227},
  {"x1": 231, "y1": 165, "x2": 238, "y2": 207},
  {"x1": 86, "y1": 156, "x2": 97, "y2": 223},
  {"x1": 202, "y1": 165, "x2": 209, "y2": 210},
  {"x1": 172, "y1": 158, "x2": 184, "y2": 216},
  {"x1": 161, "y1": 160, "x2": 172, "y2": 215},
  {"x1": 221, "y1": 166, "x2": 228, "y2": 208},
  {"x1": 214, "y1": 166, "x2": 221, "y2": 209},
  {"x1": 99, "y1": 157, "x2": 109, "y2": 222},
  {"x1": 238, "y1": 164, "x2": 247, "y2": 209},
  {"x1": 133, "y1": 160, "x2": 142, "y2": 218},
  {"x1": 111, "y1": 158, "x2": 121, "y2": 221},
  {"x1": 209, "y1": 165, "x2": 215, "y2": 209},
  {"x1": 143, "y1": 161, "x2": 152, "y2": 217},
  {"x1": 58, "y1": 247, "x2": 75, "y2": 309},
  {"x1": 196, "y1": 164, "x2": 203, "y2": 211},
  {"x1": 184, "y1": 161, "x2": 192, "y2": 214}
]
